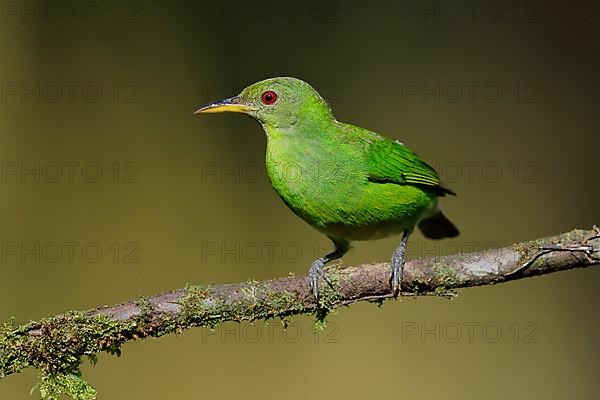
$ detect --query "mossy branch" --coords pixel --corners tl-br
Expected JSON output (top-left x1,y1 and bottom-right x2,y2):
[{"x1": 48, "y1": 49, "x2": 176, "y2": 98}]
[{"x1": 1, "y1": 228, "x2": 599, "y2": 399}]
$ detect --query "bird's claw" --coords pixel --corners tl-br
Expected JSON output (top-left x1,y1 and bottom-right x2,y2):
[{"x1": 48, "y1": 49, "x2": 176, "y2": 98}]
[
  {"x1": 390, "y1": 262, "x2": 401, "y2": 298},
  {"x1": 390, "y1": 243, "x2": 407, "y2": 298},
  {"x1": 389, "y1": 230, "x2": 411, "y2": 298},
  {"x1": 309, "y1": 258, "x2": 333, "y2": 302}
]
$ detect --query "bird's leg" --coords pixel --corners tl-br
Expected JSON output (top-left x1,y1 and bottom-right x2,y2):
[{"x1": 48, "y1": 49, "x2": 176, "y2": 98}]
[
  {"x1": 390, "y1": 229, "x2": 412, "y2": 297},
  {"x1": 309, "y1": 237, "x2": 349, "y2": 302}
]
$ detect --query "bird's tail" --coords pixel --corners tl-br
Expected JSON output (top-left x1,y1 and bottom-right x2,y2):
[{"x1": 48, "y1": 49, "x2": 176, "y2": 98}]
[{"x1": 418, "y1": 210, "x2": 459, "y2": 239}]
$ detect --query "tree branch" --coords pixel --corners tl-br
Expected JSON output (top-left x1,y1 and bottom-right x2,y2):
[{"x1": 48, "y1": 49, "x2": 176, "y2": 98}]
[{"x1": 1, "y1": 228, "x2": 599, "y2": 398}]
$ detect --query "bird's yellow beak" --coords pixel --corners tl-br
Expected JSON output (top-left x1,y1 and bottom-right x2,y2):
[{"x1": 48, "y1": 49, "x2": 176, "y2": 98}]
[{"x1": 194, "y1": 96, "x2": 252, "y2": 115}]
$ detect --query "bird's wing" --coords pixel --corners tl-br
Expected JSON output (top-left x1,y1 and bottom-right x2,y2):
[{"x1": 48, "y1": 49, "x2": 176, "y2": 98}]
[{"x1": 364, "y1": 137, "x2": 455, "y2": 196}]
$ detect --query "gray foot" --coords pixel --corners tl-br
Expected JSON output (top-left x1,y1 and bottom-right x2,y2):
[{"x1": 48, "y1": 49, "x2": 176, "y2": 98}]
[
  {"x1": 390, "y1": 230, "x2": 411, "y2": 297},
  {"x1": 308, "y1": 258, "x2": 333, "y2": 302}
]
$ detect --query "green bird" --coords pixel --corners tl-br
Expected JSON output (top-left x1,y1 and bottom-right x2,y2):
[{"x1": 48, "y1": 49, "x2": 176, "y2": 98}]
[{"x1": 195, "y1": 77, "x2": 458, "y2": 301}]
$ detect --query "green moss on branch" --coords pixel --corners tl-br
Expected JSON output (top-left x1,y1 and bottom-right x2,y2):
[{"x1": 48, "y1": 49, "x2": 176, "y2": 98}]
[{"x1": 1, "y1": 228, "x2": 598, "y2": 399}]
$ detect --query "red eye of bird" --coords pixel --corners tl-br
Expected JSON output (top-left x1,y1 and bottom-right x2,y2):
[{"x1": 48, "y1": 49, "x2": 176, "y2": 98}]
[{"x1": 261, "y1": 90, "x2": 278, "y2": 105}]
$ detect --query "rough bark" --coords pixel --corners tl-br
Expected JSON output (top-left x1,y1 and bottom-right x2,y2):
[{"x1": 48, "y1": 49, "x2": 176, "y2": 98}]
[{"x1": 1, "y1": 228, "x2": 599, "y2": 399}]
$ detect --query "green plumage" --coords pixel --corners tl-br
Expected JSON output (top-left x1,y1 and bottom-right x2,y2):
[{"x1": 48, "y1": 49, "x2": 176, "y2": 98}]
[
  {"x1": 196, "y1": 77, "x2": 459, "y2": 299},
  {"x1": 265, "y1": 121, "x2": 440, "y2": 241}
]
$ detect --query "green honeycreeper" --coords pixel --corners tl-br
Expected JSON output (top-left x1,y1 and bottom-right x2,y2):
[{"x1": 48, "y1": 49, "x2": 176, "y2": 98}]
[{"x1": 196, "y1": 77, "x2": 458, "y2": 301}]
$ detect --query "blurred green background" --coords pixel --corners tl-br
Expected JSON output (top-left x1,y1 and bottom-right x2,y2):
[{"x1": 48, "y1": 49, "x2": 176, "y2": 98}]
[{"x1": 1, "y1": 0, "x2": 599, "y2": 398}]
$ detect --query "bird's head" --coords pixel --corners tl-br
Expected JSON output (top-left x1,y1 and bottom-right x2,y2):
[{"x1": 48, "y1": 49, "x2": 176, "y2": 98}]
[{"x1": 195, "y1": 77, "x2": 333, "y2": 129}]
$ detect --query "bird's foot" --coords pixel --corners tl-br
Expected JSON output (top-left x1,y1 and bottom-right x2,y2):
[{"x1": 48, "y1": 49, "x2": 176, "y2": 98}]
[
  {"x1": 390, "y1": 230, "x2": 411, "y2": 298},
  {"x1": 309, "y1": 258, "x2": 333, "y2": 302},
  {"x1": 390, "y1": 254, "x2": 404, "y2": 298}
]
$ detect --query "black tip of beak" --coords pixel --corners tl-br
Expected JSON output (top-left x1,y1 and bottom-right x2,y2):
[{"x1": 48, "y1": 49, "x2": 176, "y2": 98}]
[{"x1": 194, "y1": 96, "x2": 247, "y2": 115}]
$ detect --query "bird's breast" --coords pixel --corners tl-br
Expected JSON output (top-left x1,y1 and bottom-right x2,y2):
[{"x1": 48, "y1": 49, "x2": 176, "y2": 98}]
[{"x1": 261, "y1": 126, "x2": 437, "y2": 241}]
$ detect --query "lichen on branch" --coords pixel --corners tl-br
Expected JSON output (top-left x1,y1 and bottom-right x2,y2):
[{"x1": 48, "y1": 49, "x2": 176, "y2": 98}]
[{"x1": 1, "y1": 228, "x2": 599, "y2": 399}]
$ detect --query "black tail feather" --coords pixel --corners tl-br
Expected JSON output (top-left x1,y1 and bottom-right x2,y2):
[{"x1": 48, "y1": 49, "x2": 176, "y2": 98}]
[{"x1": 418, "y1": 211, "x2": 459, "y2": 239}]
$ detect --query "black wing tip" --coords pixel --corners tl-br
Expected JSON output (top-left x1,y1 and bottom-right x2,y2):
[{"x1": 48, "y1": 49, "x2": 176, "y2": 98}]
[
  {"x1": 437, "y1": 182, "x2": 457, "y2": 196},
  {"x1": 418, "y1": 211, "x2": 460, "y2": 239}
]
